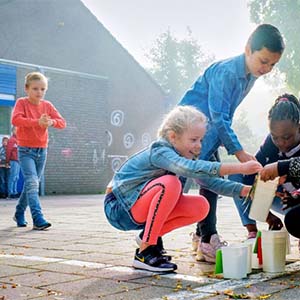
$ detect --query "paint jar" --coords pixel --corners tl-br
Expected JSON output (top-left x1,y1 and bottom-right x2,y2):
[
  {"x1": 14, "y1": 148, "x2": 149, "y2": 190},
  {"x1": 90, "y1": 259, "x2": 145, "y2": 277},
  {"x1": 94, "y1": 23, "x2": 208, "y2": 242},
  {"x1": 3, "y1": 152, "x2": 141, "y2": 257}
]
[
  {"x1": 249, "y1": 177, "x2": 278, "y2": 222},
  {"x1": 261, "y1": 230, "x2": 286, "y2": 273},
  {"x1": 243, "y1": 241, "x2": 253, "y2": 274},
  {"x1": 221, "y1": 244, "x2": 248, "y2": 279}
]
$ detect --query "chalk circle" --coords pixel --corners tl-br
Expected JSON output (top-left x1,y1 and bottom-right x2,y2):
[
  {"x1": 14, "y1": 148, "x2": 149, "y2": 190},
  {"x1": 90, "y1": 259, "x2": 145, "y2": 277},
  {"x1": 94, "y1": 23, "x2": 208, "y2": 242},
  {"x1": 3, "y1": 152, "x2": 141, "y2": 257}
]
[
  {"x1": 123, "y1": 133, "x2": 135, "y2": 149},
  {"x1": 111, "y1": 157, "x2": 122, "y2": 172},
  {"x1": 142, "y1": 132, "x2": 152, "y2": 147},
  {"x1": 111, "y1": 110, "x2": 124, "y2": 127}
]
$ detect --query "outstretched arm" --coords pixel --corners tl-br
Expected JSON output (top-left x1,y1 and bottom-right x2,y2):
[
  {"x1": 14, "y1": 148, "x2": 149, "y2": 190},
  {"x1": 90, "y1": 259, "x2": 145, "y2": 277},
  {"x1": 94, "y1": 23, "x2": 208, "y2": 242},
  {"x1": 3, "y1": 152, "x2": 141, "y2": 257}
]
[{"x1": 219, "y1": 160, "x2": 262, "y2": 176}]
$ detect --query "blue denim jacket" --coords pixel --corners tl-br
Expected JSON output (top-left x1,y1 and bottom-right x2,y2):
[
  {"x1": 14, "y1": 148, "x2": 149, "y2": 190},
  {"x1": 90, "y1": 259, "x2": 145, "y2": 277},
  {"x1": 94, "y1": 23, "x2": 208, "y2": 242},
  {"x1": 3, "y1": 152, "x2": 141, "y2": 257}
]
[
  {"x1": 179, "y1": 54, "x2": 257, "y2": 160},
  {"x1": 110, "y1": 138, "x2": 244, "y2": 212}
]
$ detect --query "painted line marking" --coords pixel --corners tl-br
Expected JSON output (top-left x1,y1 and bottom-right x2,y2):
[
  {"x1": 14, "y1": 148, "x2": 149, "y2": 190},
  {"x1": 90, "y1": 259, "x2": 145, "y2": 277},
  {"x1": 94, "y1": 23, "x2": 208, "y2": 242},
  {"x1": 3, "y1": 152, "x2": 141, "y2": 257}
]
[
  {"x1": 151, "y1": 261, "x2": 300, "y2": 300},
  {"x1": 1, "y1": 254, "x2": 300, "y2": 300}
]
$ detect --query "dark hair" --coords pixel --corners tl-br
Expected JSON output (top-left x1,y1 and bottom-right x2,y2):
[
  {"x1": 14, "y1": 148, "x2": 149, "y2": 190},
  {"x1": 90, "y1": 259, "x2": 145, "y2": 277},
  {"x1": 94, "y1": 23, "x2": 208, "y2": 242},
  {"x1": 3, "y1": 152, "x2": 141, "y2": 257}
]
[
  {"x1": 268, "y1": 93, "x2": 300, "y2": 124},
  {"x1": 248, "y1": 24, "x2": 285, "y2": 54}
]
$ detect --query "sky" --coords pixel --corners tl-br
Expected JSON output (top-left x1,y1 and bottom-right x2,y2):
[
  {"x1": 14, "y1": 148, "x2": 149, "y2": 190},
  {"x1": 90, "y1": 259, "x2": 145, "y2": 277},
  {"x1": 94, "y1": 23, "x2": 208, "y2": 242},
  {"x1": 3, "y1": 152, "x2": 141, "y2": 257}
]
[
  {"x1": 81, "y1": 0, "x2": 282, "y2": 138},
  {"x1": 82, "y1": 0, "x2": 256, "y2": 64}
]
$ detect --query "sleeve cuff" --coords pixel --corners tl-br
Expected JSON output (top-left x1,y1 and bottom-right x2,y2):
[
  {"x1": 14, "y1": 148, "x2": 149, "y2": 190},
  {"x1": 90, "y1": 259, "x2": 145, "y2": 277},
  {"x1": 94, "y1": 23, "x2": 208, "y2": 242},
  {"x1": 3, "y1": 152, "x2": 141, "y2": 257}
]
[{"x1": 278, "y1": 160, "x2": 290, "y2": 176}]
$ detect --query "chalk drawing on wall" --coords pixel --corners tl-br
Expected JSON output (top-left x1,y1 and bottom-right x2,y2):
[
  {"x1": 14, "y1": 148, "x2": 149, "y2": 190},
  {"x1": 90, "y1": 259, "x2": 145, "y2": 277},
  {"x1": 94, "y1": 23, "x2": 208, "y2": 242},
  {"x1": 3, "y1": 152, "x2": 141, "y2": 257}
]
[
  {"x1": 111, "y1": 110, "x2": 124, "y2": 127},
  {"x1": 93, "y1": 148, "x2": 99, "y2": 167},
  {"x1": 142, "y1": 132, "x2": 152, "y2": 147},
  {"x1": 86, "y1": 141, "x2": 103, "y2": 173},
  {"x1": 105, "y1": 130, "x2": 113, "y2": 147},
  {"x1": 108, "y1": 155, "x2": 128, "y2": 172},
  {"x1": 123, "y1": 133, "x2": 135, "y2": 149},
  {"x1": 101, "y1": 149, "x2": 106, "y2": 165}
]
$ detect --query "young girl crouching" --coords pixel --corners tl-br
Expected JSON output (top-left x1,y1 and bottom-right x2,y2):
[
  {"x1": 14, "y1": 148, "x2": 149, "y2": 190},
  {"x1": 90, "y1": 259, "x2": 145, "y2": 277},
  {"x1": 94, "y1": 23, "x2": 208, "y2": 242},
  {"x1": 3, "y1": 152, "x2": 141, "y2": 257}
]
[{"x1": 104, "y1": 105, "x2": 261, "y2": 272}]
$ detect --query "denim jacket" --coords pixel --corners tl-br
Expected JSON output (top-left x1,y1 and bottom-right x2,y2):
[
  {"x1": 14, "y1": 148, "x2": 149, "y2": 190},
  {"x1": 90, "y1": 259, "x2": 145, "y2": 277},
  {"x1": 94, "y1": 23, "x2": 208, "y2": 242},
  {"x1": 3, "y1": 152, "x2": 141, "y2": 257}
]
[
  {"x1": 111, "y1": 138, "x2": 244, "y2": 211},
  {"x1": 179, "y1": 54, "x2": 257, "y2": 160}
]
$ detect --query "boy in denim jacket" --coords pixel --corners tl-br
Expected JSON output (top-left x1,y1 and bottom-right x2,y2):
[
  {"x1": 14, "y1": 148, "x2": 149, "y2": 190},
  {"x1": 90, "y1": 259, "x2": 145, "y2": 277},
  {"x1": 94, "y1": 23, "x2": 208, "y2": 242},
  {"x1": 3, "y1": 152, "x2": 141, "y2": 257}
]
[{"x1": 179, "y1": 24, "x2": 285, "y2": 262}]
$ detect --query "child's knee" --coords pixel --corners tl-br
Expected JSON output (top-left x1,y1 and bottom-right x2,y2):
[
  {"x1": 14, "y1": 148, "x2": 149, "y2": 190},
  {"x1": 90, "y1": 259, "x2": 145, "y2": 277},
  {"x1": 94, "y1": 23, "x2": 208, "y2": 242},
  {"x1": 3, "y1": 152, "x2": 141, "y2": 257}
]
[
  {"x1": 24, "y1": 177, "x2": 39, "y2": 193},
  {"x1": 164, "y1": 175, "x2": 182, "y2": 191},
  {"x1": 195, "y1": 196, "x2": 210, "y2": 220}
]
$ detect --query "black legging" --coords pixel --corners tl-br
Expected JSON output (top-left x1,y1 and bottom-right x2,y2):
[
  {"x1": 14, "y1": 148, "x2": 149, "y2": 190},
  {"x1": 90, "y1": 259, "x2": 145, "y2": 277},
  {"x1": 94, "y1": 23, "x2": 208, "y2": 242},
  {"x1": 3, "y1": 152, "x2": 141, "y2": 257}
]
[
  {"x1": 196, "y1": 151, "x2": 220, "y2": 243},
  {"x1": 284, "y1": 204, "x2": 300, "y2": 239}
]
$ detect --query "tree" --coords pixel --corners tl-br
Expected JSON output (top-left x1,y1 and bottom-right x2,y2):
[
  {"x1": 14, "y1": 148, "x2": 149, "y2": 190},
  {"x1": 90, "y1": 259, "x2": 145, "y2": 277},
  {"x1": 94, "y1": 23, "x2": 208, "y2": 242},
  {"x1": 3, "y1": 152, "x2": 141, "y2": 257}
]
[
  {"x1": 219, "y1": 110, "x2": 261, "y2": 163},
  {"x1": 248, "y1": 0, "x2": 300, "y2": 94},
  {"x1": 145, "y1": 28, "x2": 214, "y2": 106}
]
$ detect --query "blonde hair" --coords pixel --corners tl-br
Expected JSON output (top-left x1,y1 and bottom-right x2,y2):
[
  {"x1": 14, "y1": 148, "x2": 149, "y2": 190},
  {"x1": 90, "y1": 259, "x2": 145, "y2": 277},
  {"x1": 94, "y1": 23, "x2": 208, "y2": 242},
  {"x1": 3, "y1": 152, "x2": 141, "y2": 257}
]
[
  {"x1": 158, "y1": 105, "x2": 207, "y2": 139},
  {"x1": 25, "y1": 72, "x2": 48, "y2": 88}
]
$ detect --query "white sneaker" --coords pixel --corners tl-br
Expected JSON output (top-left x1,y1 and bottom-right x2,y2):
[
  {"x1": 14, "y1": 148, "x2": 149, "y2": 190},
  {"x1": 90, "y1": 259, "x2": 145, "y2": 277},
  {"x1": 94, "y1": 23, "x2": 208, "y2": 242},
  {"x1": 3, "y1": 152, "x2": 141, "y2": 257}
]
[
  {"x1": 196, "y1": 241, "x2": 204, "y2": 261},
  {"x1": 190, "y1": 232, "x2": 200, "y2": 252},
  {"x1": 199, "y1": 234, "x2": 227, "y2": 263}
]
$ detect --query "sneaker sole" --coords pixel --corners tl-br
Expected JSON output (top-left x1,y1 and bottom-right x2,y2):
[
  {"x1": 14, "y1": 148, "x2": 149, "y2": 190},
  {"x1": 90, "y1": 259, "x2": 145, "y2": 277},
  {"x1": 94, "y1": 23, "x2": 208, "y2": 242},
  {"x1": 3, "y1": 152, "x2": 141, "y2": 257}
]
[
  {"x1": 33, "y1": 223, "x2": 51, "y2": 230},
  {"x1": 132, "y1": 260, "x2": 177, "y2": 272},
  {"x1": 13, "y1": 216, "x2": 27, "y2": 227},
  {"x1": 136, "y1": 234, "x2": 142, "y2": 247}
]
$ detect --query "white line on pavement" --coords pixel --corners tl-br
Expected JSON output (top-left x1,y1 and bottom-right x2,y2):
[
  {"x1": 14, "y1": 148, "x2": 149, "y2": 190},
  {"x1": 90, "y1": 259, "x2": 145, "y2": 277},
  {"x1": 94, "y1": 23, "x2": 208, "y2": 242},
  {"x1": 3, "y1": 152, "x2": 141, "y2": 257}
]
[
  {"x1": 151, "y1": 261, "x2": 300, "y2": 300},
  {"x1": 1, "y1": 254, "x2": 300, "y2": 300}
]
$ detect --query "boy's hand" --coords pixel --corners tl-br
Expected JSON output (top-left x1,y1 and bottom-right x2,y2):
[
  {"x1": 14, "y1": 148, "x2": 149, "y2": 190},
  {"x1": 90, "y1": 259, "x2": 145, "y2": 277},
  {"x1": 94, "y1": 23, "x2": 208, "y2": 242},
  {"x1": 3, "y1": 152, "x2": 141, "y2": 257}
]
[
  {"x1": 38, "y1": 114, "x2": 52, "y2": 128},
  {"x1": 240, "y1": 160, "x2": 263, "y2": 175},
  {"x1": 235, "y1": 150, "x2": 256, "y2": 163},
  {"x1": 260, "y1": 162, "x2": 278, "y2": 181}
]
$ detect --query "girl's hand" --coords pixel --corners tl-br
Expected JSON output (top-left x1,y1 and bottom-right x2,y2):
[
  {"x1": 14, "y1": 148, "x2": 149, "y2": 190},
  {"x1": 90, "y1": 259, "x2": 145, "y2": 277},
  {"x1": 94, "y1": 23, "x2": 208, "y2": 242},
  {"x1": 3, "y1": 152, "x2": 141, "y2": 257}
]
[
  {"x1": 240, "y1": 185, "x2": 252, "y2": 197},
  {"x1": 282, "y1": 190, "x2": 300, "y2": 210},
  {"x1": 260, "y1": 162, "x2": 279, "y2": 181},
  {"x1": 240, "y1": 161, "x2": 262, "y2": 175},
  {"x1": 266, "y1": 211, "x2": 283, "y2": 230}
]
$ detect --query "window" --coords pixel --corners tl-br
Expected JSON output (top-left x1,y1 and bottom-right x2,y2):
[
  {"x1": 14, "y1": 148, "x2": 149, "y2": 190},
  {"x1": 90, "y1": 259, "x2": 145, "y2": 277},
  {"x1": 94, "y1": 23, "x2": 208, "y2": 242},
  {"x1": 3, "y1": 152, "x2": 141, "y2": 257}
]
[{"x1": 0, "y1": 106, "x2": 12, "y2": 135}]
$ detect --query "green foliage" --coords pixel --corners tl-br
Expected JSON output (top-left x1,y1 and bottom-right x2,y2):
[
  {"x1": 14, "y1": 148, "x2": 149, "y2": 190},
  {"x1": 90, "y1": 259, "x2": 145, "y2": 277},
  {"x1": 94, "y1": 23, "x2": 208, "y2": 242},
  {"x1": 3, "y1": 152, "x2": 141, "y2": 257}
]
[
  {"x1": 248, "y1": 0, "x2": 300, "y2": 94},
  {"x1": 145, "y1": 28, "x2": 214, "y2": 105},
  {"x1": 219, "y1": 110, "x2": 262, "y2": 163}
]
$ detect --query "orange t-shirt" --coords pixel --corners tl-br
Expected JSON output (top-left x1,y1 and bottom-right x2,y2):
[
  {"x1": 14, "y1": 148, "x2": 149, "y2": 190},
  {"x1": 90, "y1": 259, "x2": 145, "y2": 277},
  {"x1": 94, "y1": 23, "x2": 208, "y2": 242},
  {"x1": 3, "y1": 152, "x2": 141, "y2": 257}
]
[{"x1": 12, "y1": 97, "x2": 66, "y2": 148}]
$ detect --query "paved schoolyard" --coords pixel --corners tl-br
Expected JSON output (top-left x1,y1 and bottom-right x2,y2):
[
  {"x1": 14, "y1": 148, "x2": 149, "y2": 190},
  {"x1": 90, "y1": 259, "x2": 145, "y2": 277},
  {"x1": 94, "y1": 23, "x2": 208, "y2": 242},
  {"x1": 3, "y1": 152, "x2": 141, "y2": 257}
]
[{"x1": 0, "y1": 194, "x2": 300, "y2": 300}]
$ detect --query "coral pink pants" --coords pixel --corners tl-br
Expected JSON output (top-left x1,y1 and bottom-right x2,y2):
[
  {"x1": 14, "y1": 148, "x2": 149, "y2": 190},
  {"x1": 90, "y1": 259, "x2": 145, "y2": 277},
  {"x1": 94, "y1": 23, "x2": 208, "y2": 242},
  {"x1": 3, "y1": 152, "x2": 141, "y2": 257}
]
[{"x1": 131, "y1": 175, "x2": 209, "y2": 245}]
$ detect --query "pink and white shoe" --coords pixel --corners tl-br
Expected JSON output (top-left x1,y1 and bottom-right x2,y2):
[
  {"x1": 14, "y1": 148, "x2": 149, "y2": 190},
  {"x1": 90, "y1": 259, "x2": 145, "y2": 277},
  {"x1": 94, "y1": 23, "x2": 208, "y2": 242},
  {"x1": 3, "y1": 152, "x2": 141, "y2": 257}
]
[
  {"x1": 198, "y1": 234, "x2": 227, "y2": 263},
  {"x1": 247, "y1": 231, "x2": 257, "y2": 240}
]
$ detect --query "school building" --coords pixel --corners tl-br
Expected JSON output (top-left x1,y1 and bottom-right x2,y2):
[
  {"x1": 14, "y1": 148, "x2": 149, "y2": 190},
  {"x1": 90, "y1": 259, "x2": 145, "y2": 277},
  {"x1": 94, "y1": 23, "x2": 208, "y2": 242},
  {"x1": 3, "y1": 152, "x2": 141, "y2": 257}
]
[{"x1": 0, "y1": 0, "x2": 167, "y2": 194}]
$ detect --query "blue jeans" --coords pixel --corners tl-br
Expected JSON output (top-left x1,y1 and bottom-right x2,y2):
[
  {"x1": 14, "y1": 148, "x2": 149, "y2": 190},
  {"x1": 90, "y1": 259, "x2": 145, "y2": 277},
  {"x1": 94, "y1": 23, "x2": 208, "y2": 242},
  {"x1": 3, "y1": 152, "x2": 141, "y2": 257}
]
[
  {"x1": 229, "y1": 173, "x2": 287, "y2": 227},
  {"x1": 104, "y1": 192, "x2": 144, "y2": 231},
  {"x1": 15, "y1": 147, "x2": 47, "y2": 224},
  {"x1": 8, "y1": 160, "x2": 20, "y2": 196},
  {"x1": 0, "y1": 167, "x2": 8, "y2": 195}
]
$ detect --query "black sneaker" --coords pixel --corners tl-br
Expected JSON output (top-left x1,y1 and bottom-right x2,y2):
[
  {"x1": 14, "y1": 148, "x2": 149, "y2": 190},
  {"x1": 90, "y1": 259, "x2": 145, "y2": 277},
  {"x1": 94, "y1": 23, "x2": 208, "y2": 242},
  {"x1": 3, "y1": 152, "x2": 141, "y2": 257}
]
[
  {"x1": 136, "y1": 230, "x2": 171, "y2": 260},
  {"x1": 132, "y1": 245, "x2": 177, "y2": 272},
  {"x1": 33, "y1": 222, "x2": 51, "y2": 230},
  {"x1": 13, "y1": 215, "x2": 28, "y2": 227}
]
